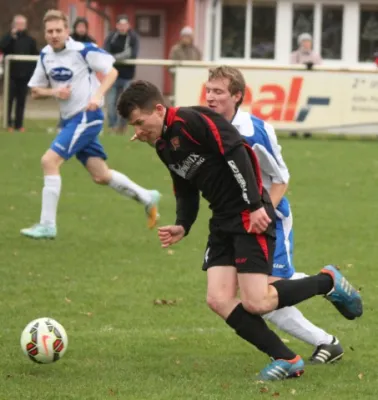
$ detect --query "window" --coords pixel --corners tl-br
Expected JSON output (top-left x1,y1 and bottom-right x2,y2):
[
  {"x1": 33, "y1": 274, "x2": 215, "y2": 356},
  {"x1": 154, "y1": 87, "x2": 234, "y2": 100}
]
[
  {"x1": 321, "y1": 5, "x2": 343, "y2": 60},
  {"x1": 221, "y1": 0, "x2": 246, "y2": 58},
  {"x1": 359, "y1": 5, "x2": 378, "y2": 62},
  {"x1": 292, "y1": 4, "x2": 314, "y2": 51},
  {"x1": 251, "y1": 1, "x2": 276, "y2": 59}
]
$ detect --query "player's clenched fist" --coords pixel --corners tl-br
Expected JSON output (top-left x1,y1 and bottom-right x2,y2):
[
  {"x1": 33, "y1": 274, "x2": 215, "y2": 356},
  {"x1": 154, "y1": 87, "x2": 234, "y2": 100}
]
[
  {"x1": 248, "y1": 207, "x2": 271, "y2": 234},
  {"x1": 54, "y1": 86, "x2": 71, "y2": 100},
  {"x1": 158, "y1": 225, "x2": 185, "y2": 248}
]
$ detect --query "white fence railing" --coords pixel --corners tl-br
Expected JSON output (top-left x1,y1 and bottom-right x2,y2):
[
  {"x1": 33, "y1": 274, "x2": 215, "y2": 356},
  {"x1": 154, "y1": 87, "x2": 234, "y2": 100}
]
[{"x1": 3, "y1": 54, "x2": 378, "y2": 135}]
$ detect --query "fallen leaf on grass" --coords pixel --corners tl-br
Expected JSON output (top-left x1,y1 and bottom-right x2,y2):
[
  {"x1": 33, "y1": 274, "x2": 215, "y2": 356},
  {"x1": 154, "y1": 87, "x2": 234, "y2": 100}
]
[
  {"x1": 64, "y1": 297, "x2": 72, "y2": 304},
  {"x1": 281, "y1": 338, "x2": 290, "y2": 343},
  {"x1": 260, "y1": 387, "x2": 269, "y2": 393},
  {"x1": 80, "y1": 312, "x2": 93, "y2": 317},
  {"x1": 346, "y1": 264, "x2": 353, "y2": 268},
  {"x1": 272, "y1": 392, "x2": 280, "y2": 397},
  {"x1": 167, "y1": 249, "x2": 175, "y2": 255},
  {"x1": 290, "y1": 389, "x2": 296, "y2": 395},
  {"x1": 153, "y1": 299, "x2": 177, "y2": 306},
  {"x1": 109, "y1": 388, "x2": 116, "y2": 396},
  {"x1": 175, "y1": 359, "x2": 181, "y2": 365},
  {"x1": 358, "y1": 373, "x2": 363, "y2": 380},
  {"x1": 350, "y1": 346, "x2": 355, "y2": 351}
]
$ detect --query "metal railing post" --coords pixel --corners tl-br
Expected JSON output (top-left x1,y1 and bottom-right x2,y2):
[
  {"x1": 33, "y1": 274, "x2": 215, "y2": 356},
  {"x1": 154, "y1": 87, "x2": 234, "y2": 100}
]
[{"x1": 2, "y1": 55, "x2": 11, "y2": 129}]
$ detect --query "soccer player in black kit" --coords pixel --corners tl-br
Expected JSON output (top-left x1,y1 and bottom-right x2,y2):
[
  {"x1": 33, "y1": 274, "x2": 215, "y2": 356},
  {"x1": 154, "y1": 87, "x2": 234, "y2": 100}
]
[{"x1": 117, "y1": 80, "x2": 363, "y2": 381}]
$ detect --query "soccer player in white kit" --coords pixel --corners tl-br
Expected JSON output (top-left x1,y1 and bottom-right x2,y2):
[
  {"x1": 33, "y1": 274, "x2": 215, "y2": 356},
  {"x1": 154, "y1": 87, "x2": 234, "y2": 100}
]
[
  {"x1": 205, "y1": 66, "x2": 343, "y2": 364},
  {"x1": 20, "y1": 10, "x2": 161, "y2": 239}
]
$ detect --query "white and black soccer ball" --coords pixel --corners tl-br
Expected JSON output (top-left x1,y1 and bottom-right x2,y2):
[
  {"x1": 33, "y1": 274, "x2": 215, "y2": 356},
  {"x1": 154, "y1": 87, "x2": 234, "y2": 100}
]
[{"x1": 20, "y1": 317, "x2": 68, "y2": 364}]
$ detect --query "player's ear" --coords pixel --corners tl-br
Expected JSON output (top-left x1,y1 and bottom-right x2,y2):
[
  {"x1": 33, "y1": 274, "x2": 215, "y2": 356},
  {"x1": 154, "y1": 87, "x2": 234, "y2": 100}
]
[
  {"x1": 234, "y1": 91, "x2": 243, "y2": 105},
  {"x1": 155, "y1": 103, "x2": 165, "y2": 116}
]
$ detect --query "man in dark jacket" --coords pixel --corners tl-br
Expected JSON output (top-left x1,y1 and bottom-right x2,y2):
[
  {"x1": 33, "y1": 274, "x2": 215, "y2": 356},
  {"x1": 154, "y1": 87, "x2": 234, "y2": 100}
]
[
  {"x1": 71, "y1": 17, "x2": 96, "y2": 43},
  {"x1": 104, "y1": 14, "x2": 139, "y2": 133},
  {"x1": 0, "y1": 14, "x2": 38, "y2": 131}
]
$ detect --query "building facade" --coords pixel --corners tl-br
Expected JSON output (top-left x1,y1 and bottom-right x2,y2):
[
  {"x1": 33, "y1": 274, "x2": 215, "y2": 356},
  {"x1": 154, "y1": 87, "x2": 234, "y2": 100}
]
[
  {"x1": 5, "y1": 0, "x2": 373, "y2": 92},
  {"x1": 201, "y1": 0, "x2": 378, "y2": 67}
]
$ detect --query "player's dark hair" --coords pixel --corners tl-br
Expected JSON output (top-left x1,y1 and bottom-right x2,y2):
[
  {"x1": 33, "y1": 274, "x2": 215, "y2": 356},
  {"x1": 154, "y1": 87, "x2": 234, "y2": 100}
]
[
  {"x1": 208, "y1": 66, "x2": 246, "y2": 109},
  {"x1": 117, "y1": 80, "x2": 165, "y2": 119}
]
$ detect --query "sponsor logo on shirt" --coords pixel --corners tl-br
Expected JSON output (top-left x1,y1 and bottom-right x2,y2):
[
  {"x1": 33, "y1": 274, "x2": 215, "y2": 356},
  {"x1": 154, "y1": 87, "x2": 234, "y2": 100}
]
[
  {"x1": 169, "y1": 153, "x2": 205, "y2": 179},
  {"x1": 50, "y1": 67, "x2": 73, "y2": 82}
]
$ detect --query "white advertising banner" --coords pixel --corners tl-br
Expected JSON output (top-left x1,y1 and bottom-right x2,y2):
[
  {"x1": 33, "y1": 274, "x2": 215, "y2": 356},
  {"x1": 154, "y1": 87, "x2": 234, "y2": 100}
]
[{"x1": 174, "y1": 67, "x2": 378, "y2": 135}]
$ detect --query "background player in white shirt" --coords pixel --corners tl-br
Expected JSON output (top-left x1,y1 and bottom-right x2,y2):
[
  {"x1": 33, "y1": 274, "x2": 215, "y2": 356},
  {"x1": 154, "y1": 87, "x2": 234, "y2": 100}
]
[
  {"x1": 205, "y1": 66, "x2": 343, "y2": 364},
  {"x1": 21, "y1": 10, "x2": 160, "y2": 239}
]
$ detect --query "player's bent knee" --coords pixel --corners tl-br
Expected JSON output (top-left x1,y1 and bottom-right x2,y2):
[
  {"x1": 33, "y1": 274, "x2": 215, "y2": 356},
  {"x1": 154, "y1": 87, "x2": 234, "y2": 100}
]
[
  {"x1": 41, "y1": 152, "x2": 62, "y2": 174},
  {"x1": 241, "y1": 299, "x2": 267, "y2": 315},
  {"x1": 206, "y1": 294, "x2": 232, "y2": 317},
  {"x1": 91, "y1": 174, "x2": 109, "y2": 185}
]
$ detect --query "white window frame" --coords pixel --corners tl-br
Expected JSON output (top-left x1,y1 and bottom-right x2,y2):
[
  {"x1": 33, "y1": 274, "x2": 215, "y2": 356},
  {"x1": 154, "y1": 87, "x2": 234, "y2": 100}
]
[
  {"x1": 215, "y1": 0, "x2": 279, "y2": 65},
  {"x1": 358, "y1": 1, "x2": 378, "y2": 65},
  {"x1": 212, "y1": 0, "x2": 378, "y2": 67}
]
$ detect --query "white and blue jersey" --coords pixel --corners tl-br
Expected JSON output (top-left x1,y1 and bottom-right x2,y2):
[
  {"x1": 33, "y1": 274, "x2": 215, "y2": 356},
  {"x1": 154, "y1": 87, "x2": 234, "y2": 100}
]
[
  {"x1": 28, "y1": 37, "x2": 115, "y2": 164},
  {"x1": 232, "y1": 109, "x2": 294, "y2": 279}
]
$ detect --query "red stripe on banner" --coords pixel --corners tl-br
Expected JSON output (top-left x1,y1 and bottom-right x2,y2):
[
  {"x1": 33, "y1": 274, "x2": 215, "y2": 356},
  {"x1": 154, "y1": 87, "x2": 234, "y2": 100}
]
[
  {"x1": 200, "y1": 113, "x2": 225, "y2": 154},
  {"x1": 243, "y1": 143, "x2": 263, "y2": 195}
]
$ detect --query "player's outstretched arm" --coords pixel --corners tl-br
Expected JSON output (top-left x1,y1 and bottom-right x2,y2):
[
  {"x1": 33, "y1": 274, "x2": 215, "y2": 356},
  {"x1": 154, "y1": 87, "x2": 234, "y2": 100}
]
[{"x1": 158, "y1": 225, "x2": 185, "y2": 248}]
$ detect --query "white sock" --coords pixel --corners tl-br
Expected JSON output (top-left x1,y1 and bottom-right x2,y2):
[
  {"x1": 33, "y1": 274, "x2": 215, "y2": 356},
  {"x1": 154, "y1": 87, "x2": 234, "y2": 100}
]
[
  {"x1": 108, "y1": 169, "x2": 152, "y2": 206},
  {"x1": 40, "y1": 175, "x2": 61, "y2": 227},
  {"x1": 264, "y1": 306, "x2": 334, "y2": 347}
]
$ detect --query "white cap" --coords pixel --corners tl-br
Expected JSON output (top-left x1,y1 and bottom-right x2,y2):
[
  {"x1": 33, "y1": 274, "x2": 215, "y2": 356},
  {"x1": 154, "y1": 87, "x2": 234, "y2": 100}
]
[
  {"x1": 297, "y1": 32, "x2": 312, "y2": 45},
  {"x1": 180, "y1": 26, "x2": 193, "y2": 36}
]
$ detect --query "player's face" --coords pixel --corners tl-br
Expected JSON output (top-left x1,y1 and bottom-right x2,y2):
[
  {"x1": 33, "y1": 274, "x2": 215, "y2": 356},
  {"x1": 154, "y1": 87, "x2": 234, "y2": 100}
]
[
  {"x1": 45, "y1": 20, "x2": 69, "y2": 51},
  {"x1": 205, "y1": 78, "x2": 241, "y2": 121},
  {"x1": 129, "y1": 105, "x2": 165, "y2": 145}
]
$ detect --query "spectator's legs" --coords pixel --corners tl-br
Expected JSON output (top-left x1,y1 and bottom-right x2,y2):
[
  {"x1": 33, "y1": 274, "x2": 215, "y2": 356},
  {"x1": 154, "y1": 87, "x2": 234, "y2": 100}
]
[
  {"x1": 7, "y1": 78, "x2": 16, "y2": 129},
  {"x1": 15, "y1": 79, "x2": 29, "y2": 130},
  {"x1": 106, "y1": 78, "x2": 119, "y2": 131},
  {"x1": 117, "y1": 78, "x2": 131, "y2": 134}
]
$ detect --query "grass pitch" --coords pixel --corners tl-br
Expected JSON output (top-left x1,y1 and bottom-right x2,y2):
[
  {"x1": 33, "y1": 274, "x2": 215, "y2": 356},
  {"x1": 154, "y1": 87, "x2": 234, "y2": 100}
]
[{"x1": 0, "y1": 123, "x2": 375, "y2": 399}]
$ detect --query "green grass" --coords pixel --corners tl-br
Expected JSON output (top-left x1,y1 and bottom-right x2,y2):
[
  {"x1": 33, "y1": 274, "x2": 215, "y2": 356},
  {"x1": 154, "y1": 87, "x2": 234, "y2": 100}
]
[{"x1": 0, "y1": 122, "x2": 375, "y2": 400}]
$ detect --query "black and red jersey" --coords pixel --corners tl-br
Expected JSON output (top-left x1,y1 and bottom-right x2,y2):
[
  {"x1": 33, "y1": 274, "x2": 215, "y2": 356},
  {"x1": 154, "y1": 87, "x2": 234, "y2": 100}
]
[{"x1": 155, "y1": 106, "x2": 270, "y2": 235}]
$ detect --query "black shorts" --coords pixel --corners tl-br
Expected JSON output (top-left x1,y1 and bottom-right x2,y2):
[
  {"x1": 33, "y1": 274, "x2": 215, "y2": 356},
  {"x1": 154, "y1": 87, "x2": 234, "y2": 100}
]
[{"x1": 202, "y1": 209, "x2": 275, "y2": 274}]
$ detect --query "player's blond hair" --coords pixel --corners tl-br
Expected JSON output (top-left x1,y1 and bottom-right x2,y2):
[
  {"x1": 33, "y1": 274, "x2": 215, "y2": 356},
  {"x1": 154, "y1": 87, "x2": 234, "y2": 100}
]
[
  {"x1": 43, "y1": 9, "x2": 68, "y2": 28},
  {"x1": 208, "y1": 66, "x2": 246, "y2": 108}
]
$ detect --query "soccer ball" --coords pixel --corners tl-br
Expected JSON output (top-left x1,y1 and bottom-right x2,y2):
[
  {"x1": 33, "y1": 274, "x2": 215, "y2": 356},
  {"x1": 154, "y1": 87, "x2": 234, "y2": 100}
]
[{"x1": 20, "y1": 317, "x2": 68, "y2": 364}]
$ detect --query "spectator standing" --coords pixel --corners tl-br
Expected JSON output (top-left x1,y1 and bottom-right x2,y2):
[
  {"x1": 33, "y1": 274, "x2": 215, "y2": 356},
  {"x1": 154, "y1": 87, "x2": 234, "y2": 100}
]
[
  {"x1": 104, "y1": 15, "x2": 139, "y2": 134},
  {"x1": 290, "y1": 33, "x2": 322, "y2": 68},
  {"x1": 169, "y1": 26, "x2": 202, "y2": 61},
  {"x1": 0, "y1": 14, "x2": 38, "y2": 132},
  {"x1": 71, "y1": 17, "x2": 96, "y2": 43}
]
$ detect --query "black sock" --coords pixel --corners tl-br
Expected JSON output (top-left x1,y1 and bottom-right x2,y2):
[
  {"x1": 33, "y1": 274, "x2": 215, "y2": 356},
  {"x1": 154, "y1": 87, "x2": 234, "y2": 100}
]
[
  {"x1": 271, "y1": 273, "x2": 333, "y2": 309},
  {"x1": 226, "y1": 303, "x2": 296, "y2": 360}
]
